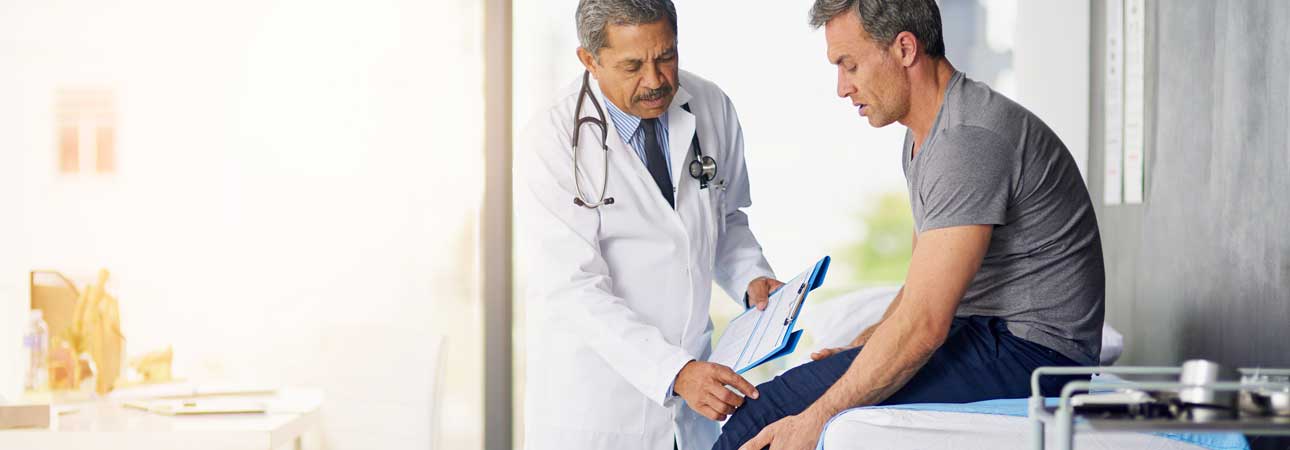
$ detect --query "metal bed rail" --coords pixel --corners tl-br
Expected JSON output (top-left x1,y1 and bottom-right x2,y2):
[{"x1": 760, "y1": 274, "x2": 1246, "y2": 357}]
[{"x1": 1028, "y1": 366, "x2": 1290, "y2": 450}]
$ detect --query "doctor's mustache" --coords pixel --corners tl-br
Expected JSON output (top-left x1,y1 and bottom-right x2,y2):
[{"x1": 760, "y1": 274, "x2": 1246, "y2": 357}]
[{"x1": 633, "y1": 84, "x2": 676, "y2": 103}]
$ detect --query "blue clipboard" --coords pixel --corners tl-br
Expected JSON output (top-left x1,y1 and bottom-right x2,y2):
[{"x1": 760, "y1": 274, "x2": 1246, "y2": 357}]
[{"x1": 715, "y1": 256, "x2": 830, "y2": 374}]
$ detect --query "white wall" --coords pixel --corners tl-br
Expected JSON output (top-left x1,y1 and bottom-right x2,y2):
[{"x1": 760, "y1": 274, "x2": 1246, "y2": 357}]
[
  {"x1": 0, "y1": 198, "x2": 24, "y2": 406},
  {"x1": 0, "y1": 0, "x2": 484, "y2": 448},
  {"x1": 0, "y1": 86, "x2": 28, "y2": 403},
  {"x1": 1013, "y1": 0, "x2": 1092, "y2": 179}
]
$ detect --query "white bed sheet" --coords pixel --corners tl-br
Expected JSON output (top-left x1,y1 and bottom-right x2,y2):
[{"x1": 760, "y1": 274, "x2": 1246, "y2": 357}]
[{"x1": 816, "y1": 407, "x2": 1217, "y2": 450}]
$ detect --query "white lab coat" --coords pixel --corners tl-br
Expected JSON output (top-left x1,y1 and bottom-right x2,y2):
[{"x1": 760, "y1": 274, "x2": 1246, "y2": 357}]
[{"x1": 518, "y1": 70, "x2": 775, "y2": 450}]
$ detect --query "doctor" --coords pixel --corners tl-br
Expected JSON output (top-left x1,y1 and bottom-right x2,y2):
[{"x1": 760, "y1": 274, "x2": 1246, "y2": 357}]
[{"x1": 517, "y1": 1, "x2": 782, "y2": 449}]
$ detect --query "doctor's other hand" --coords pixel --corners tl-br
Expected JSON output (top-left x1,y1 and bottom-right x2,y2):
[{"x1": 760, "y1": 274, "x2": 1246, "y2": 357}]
[
  {"x1": 809, "y1": 345, "x2": 856, "y2": 361},
  {"x1": 746, "y1": 277, "x2": 785, "y2": 311},
  {"x1": 673, "y1": 360, "x2": 759, "y2": 421}
]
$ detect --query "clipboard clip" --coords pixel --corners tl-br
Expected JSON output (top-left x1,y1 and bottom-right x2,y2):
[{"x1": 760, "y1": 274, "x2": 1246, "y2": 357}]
[{"x1": 783, "y1": 282, "x2": 808, "y2": 326}]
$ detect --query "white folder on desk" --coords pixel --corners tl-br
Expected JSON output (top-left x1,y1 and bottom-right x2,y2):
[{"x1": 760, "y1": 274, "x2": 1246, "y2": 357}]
[{"x1": 709, "y1": 256, "x2": 830, "y2": 374}]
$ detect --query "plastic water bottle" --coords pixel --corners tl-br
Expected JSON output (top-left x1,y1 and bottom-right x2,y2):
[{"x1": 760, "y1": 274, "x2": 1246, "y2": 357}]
[{"x1": 23, "y1": 310, "x2": 49, "y2": 391}]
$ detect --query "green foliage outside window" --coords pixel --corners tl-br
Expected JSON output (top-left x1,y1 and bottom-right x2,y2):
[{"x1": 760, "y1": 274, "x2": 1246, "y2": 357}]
[{"x1": 845, "y1": 192, "x2": 914, "y2": 284}]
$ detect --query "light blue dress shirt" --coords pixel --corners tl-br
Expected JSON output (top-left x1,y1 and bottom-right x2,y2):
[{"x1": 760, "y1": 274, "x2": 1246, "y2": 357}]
[{"x1": 604, "y1": 100, "x2": 673, "y2": 179}]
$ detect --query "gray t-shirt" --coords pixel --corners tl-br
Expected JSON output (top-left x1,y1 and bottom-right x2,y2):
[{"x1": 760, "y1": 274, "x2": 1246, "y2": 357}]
[{"x1": 902, "y1": 71, "x2": 1105, "y2": 365}]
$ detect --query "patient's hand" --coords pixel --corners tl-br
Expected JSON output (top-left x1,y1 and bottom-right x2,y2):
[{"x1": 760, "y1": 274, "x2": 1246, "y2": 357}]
[
  {"x1": 673, "y1": 360, "x2": 759, "y2": 421},
  {"x1": 746, "y1": 276, "x2": 785, "y2": 310},
  {"x1": 810, "y1": 346, "x2": 855, "y2": 361}
]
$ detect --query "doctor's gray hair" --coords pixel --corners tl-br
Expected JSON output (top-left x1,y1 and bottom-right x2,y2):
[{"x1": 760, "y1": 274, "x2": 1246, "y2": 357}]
[
  {"x1": 808, "y1": 0, "x2": 945, "y2": 59},
  {"x1": 576, "y1": 0, "x2": 678, "y2": 61}
]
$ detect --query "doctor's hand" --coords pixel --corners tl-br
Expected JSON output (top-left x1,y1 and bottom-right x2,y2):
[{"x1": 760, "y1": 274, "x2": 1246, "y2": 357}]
[
  {"x1": 746, "y1": 277, "x2": 785, "y2": 311},
  {"x1": 673, "y1": 360, "x2": 759, "y2": 421}
]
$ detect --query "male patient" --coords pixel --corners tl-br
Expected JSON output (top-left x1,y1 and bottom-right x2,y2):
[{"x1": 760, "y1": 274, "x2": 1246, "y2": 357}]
[{"x1": 714, "y1": 1, "x2": 1105, "y2": 449}]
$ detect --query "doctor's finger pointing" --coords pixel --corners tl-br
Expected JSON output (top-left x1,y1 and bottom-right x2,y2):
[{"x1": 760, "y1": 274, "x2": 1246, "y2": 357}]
[
  {"x1": 707, "y1": 384, "x2": 745, "y2": 411},
  {"x1": 716, "y1": 366, "x2": 759, "y2": 400}
]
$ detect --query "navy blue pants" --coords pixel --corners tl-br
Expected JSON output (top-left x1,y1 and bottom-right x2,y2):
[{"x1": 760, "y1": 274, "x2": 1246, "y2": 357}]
[{"x1": 712, "y1": 316, "x2": 1089, "y2": 450}]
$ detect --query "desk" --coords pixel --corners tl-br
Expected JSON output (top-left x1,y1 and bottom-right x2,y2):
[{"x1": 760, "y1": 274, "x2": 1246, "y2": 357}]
[{"x1": 0, "y1": 388, "x2": 322, "y2": 450}]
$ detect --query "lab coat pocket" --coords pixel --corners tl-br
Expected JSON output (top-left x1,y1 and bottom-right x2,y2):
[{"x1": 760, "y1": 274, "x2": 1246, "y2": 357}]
[{"x1": 710, "y1": 183, "x2": 727, "y2": 236}]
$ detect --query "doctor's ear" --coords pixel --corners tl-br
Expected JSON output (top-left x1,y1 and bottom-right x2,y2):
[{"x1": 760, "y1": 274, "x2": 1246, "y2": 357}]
[{"x1": 576, "y1": 47, "x2": 601, "y2": 77}]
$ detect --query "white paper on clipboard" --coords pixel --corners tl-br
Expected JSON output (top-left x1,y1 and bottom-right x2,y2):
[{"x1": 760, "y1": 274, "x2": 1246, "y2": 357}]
[{"x1": 709, "y1": 257, "x2": 829, "y2": 374}]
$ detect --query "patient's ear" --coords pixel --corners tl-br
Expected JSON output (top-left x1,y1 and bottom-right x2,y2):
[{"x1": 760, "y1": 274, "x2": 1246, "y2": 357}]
[{"x1": 891, "y1": 31, "x2": 918, "y2": 68}]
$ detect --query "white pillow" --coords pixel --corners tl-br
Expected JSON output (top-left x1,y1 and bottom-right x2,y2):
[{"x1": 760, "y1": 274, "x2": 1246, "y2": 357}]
[
  {"x1": 1100, "y1": 324, "x2": 1123, "y2": 365},
  {"x1": 794, "y1": 286, "x2": 1124, "y2": 366}
]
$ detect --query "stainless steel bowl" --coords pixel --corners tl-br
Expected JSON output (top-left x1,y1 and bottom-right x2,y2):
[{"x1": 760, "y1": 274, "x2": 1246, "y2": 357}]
[
  {"x1": 1240, "y1": 389, "x2": 1290, "y2": 419},
  {"x1": 1238, "y1": 368, "x2": 1290, "y2": 420}
]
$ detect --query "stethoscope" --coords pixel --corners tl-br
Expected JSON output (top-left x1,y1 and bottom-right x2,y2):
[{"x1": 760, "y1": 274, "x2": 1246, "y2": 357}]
[{"x1": 571, "y1": 70, "x2": 718, "y2": 209}]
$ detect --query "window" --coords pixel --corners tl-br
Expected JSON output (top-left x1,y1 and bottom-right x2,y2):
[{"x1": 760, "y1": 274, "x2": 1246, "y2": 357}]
[{"x1": 55, "y1": 89, "x2": 116, "y2": 175}]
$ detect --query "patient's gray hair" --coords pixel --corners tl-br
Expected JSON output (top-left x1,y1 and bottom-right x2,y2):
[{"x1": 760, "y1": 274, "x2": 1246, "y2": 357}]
[
  {"x1": 808, "y1": 0, "x2": 946, "y2": 58},
  {"x1": 576, "y1": 0, "x2": 678, "y2": 61}
]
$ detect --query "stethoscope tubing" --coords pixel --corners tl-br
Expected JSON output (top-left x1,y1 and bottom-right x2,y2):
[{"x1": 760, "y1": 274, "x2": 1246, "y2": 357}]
[{"x1": 570, "y1": 70, "x2": 715, "y2": 209}]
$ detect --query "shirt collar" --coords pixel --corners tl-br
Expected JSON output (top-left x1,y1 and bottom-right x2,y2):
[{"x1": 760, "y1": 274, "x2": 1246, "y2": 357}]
[{"x1": 604, "y1": 99, "x2": 668, "y2": 146}]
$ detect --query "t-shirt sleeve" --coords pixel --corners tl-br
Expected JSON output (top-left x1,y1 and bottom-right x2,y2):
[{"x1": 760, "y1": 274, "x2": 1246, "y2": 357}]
[{"x1": 918, "y1": 125, "x2": 1014, "y2": 231}]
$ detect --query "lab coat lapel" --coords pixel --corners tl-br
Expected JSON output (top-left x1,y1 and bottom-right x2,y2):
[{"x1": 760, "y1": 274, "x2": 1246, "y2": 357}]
[
  {"x1": 666, "y1": 86, "x2": 696, "y2": 204},
  {"x1": 595, "y1": 94, "x2": 680, "y2": 215}
]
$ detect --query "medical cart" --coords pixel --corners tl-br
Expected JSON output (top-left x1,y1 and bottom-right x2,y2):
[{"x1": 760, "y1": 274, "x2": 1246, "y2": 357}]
[{"x1": 1029, "y1": 366, "x2": 1290, "y2": 450}]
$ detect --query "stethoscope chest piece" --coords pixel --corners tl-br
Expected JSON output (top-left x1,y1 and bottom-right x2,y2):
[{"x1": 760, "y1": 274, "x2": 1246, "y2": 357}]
[{"x1": 689, "y1": 155, "x2": 717, "y2": 189}]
